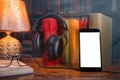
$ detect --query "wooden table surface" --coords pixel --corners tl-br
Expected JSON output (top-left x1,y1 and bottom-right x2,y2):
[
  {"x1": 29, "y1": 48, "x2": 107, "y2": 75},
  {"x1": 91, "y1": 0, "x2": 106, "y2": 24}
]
[{"x1": 1, "y1": 59, "x2": 120, "y2": 80}]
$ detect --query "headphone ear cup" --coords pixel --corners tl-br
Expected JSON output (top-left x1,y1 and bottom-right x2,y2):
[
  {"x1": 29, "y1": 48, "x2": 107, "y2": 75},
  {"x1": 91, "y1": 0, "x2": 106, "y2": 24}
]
[
  {"x1": 32, "y1": 31, "x2": 43, "y2": 56},
  {"x1": 32, "y1": 31, "x2": 39, "y2": 51},
  {"x1": 46, "y1": 35, "x2": 56, "y2": 60},
  {"x1": 47, "y1": 35, "x2": 60, "y2": 60},
  {"x1": 47, "y1": 35, "x2": 64, "y2": 61},
  {"x1": 53, "y1": 38, "x2": 63, "y2": 59}
]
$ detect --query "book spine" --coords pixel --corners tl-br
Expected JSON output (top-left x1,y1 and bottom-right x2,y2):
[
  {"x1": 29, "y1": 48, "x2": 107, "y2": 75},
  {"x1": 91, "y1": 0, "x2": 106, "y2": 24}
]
[
  {"x1": 61, "y1": 19, "x2": 70, "y2": 64},
  {"x1": 79, "y1": 16, "x2": 89, "y2": 29},
  {"x1": 69, "y1": 19, "x2": 79, "y2": 64},
  {"x1": 79, "y1": 17, "x2": 85, "y2": 29}
]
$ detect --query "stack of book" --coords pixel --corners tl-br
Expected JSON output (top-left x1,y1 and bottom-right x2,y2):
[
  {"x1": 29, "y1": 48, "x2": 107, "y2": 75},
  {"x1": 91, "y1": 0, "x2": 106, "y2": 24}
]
[{"x1": 61, "y1": 13, "x2": 112, "y2": 69}]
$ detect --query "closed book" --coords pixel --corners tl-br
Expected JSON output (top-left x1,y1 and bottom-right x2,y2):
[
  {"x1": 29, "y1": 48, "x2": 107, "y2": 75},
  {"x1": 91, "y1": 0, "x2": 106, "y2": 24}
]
[
  {"x1": 79, "y1": 17, "x2": 85, "y2": 29},
  {"x1": 89, "y1": 13, "x2": 112, "y2": 69},
  {"x1": 0, "y1": 60, "x2": 34, "y2": 77},
  {"x1": 42, "y1": 18, "x2": 59, "y2": 66},
  {"x1": 69, "y1": 19, "x2": 79, "y2": 64},
  {"x1": 79, "y1": 17, "x2": 89, "y2": 29},
  {"x1": 61, "y1": 19, "x2": 70, "y2": 64}
]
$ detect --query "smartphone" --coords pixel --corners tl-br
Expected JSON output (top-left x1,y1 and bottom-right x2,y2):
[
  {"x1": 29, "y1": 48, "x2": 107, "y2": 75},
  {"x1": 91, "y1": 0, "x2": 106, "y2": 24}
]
[{"x1": 79, "y1": 29, "x2": 102, "y2": 71}]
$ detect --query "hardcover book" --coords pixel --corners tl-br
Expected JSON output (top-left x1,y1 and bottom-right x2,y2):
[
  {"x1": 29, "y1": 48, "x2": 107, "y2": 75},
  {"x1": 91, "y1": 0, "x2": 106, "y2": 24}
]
[
  {"x1": 89, "y1": 13, "x2": 112, "y2": 69},
  {"x1": 69, "y1": 19, "x2": 79, "y2": 64},
  {"x1": 61, "y1": 19, "x2": 70, "y2": 64}
]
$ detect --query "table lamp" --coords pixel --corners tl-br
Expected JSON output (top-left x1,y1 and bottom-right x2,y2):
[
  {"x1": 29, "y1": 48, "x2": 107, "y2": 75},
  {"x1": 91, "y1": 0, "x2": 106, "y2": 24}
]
[{"x1": 0, "y1": 0, "x2": 30, "y2": 59}]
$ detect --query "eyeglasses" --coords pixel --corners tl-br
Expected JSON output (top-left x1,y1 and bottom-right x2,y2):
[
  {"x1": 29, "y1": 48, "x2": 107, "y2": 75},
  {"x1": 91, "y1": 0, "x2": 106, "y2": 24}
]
[{"x1": 0, "y1": 54, "x2": 32, "y2": 68}]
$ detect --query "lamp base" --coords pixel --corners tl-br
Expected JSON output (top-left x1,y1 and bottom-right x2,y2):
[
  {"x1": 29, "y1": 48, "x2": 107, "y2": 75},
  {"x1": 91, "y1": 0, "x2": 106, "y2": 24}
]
[{"x1": 0, "y1": 33, "x2": 22, "y2": 59}]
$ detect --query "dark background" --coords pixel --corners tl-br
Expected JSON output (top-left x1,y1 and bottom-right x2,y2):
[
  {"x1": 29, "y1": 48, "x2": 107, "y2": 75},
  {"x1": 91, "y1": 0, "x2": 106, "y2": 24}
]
[{"x1": 0, "y1": 0, "x2": 119, "y2": 62}]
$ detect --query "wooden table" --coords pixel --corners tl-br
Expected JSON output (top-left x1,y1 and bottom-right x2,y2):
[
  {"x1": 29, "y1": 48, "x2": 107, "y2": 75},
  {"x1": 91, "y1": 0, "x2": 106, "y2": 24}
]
[{"x1": 1, "y1": 59, "x2": 120, "y2": 80}]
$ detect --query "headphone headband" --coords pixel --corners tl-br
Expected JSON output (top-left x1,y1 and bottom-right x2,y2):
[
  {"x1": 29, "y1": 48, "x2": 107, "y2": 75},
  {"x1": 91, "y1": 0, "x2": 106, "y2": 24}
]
[{"x1": 33, "y1": 13, "x2": 68, "y2": 32}]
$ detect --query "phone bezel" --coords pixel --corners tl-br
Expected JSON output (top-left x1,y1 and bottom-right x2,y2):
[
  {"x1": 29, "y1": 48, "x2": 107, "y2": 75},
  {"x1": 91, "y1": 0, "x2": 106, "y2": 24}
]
[{"x1": 79, "y1": 29, "x2": 102, "y2": 72}]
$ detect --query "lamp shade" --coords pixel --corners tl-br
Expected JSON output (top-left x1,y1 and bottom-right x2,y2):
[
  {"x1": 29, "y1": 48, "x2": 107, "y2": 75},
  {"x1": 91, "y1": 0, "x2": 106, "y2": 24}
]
[{"x1": 0, "y1": 0, "x2": 30, "y2": 32}]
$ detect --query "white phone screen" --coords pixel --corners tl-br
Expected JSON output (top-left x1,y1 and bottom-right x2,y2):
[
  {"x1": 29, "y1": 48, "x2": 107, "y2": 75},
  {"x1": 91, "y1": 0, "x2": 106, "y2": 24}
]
[{"x1": 80, "y1": 31, "x2": 101, "y2": 68}]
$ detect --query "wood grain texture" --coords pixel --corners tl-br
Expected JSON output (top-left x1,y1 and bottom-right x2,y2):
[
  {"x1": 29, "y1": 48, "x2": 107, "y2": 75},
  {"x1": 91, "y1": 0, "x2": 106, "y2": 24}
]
[{"x1": 1, "y1": 58, "x2": 120, "y2": 80}]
